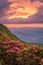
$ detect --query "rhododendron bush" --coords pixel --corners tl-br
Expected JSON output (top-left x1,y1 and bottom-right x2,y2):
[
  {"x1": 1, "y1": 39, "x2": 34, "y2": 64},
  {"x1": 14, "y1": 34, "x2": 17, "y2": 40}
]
[{"x1": 0, "y1": 41, "x2": 43, "y2": 65}]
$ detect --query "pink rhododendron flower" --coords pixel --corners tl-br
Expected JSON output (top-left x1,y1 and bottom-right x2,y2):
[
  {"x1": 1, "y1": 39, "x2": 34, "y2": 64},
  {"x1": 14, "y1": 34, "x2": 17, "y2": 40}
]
[
  {"x1": 32, "y1": 45, "x2": 39, "y2": 49},
  {"x1": 40, "y1": 47, "x2": 43, "y2": 51},
  {"x1": 15, "y1": 41, "x2": 20, "y2": 44},
  {"x1": 6, "y1": 50, "x2": 10, "y2": 52},
  {"x1": 23, "y1": 47, "x2": 28, "y2": 51},
  {"x1": 33, "y1": 56, "x2": 40, "y2": 61},
  {"x1": 15, "y1": 41, "x2": 24, "y2": 46},
  {"x1": 15, "y1": 47, "x2": 20, "y2": 51},
  {"x1": 2, "y1": 42, "x2": 8, "y2": 44},
  {"x1": 6, "y1": 49, "x2": 15, "y2": 53},
  {"x1": 16, "y1": 43, "x2": 22, "y2": 46},
  {"x1": 20, "y1": 43, "x2": 24, "y2": 46},
  {"x1": 39, "y1": 59, "x2": 43, "y2": 65},
  {"x1": 9, "y1": 40, "x2": 15, "y2": 43},
  {"x1": 33, "y1": 49, "x2": 38, "y2": 53}
]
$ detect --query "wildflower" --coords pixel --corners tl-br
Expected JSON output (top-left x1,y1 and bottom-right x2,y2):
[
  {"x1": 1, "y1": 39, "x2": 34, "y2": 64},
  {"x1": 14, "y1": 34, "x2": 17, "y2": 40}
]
[
  {"x1": 40, "y1": 47, "x2": 43, "y2": 51},
  {"x1": 16, "y1": 43, "x2": 22, "y2": 46},
  {"x1": 6, "y1": 49, "x2": 15, "y2": 53},
  {"x1": 32, "y1": 45, "x2": 38, "y2": 49},
  {"x1": 9, "y1": 40, "x2": 15, "y2": 43},
  {"x1": 2, "y1": 42, "x2": 7, "y2": 44},
  {"x1": 33, "y1": 56, "x2": 40, "y2": 61},
  {"x1": 34, "y1": 49, "x2": 38, "y2": 53},
  {"x1": 39, "y1": 59, "x2": 43, "y2": 65},
  {"x1": 23, "y1": 47, "x2": 28, "y2": 51},
  {"x1": 15, "y1": 47, "x2": 20, "y2": 51}
]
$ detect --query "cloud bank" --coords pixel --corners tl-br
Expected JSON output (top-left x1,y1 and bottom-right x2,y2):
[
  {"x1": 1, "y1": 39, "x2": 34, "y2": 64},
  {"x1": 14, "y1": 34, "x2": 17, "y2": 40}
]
[{"x1": 0, "y1": 0, "x2": 43, "y2": 23}]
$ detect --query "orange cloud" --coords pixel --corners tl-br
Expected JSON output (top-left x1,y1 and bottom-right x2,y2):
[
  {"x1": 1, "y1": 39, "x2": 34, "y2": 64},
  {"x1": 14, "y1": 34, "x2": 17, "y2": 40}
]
[
  {"x1": 7, "y1": 0, "x2": 43, "y2": 19},
  {"x1": 0, "y1": 0, "x2": 43, "y2": 21}
]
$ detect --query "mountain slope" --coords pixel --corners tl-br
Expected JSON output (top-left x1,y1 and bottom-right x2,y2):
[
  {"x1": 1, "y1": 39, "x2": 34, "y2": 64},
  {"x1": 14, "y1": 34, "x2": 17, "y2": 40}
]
[
  {"x1": 0, "y1": 24, "x2": 21, "y2": 42},
  {"x1": 0, "y1": 25, "x2": 43, "y2": 65}
]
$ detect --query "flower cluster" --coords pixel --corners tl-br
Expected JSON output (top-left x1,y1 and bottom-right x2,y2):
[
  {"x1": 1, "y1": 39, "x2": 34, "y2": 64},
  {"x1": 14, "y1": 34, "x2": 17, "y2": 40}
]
[{"x1": 0, "y1": 40, "x2": 43, "y2": 65}]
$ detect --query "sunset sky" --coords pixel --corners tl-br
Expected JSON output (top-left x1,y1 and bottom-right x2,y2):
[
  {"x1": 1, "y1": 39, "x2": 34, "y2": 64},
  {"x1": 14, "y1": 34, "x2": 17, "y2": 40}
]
[{"x1": 0, "y1": 0, "x2": 43, "y2": 24}]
